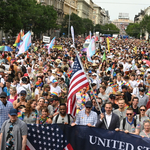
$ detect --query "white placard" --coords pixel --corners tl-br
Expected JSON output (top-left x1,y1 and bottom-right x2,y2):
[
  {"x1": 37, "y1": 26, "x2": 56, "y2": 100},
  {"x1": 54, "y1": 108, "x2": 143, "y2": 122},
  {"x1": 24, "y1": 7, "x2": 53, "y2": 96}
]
[{"x1": 43, "y1": 36, "x2": 50, "y2": 43}]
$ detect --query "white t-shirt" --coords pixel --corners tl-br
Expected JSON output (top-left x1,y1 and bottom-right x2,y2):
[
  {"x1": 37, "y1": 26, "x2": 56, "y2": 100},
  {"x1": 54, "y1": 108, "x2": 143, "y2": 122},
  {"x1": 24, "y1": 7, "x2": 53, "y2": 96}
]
[
  {"x1": 50, "y1": 85, "x2": 61, "y2": 95},
  {"x1": 17, "y1": 84, "x2": 31, "y2": 94},
  {"x1": 0, "y1": 78, "x2": 5, "y2": 94},
  {"x1": 34, "y1": 88, "x2": 39, "y2": 96}
]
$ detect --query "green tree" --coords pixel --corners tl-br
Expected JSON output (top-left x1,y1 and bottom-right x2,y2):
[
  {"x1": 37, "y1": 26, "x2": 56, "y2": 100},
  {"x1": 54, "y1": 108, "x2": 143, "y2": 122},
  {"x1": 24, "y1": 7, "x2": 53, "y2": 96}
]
[
  {"x1": 61, "y1": 13, "x2": 84, "y2": 36},
  {"x1": 101, "y1": 23, "x2": 119, "y2": 35},
  {"x1": 94, "y1": 24, "x2": 102, "y2": 33},
  {"x1": 140, "y1": 15, "x2": 150, "y2": 34},
  {"x1": 126, "y1": 23, "x2": 141, "y2": 38},
  {"x1": 82, "y1": 18, "x2": 93, "y2": 34}
]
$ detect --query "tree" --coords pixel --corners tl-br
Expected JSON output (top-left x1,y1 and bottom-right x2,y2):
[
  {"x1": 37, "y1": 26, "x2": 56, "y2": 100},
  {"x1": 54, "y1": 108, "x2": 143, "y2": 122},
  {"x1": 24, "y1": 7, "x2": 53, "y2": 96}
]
[
  {"x1": 61, "y1": 13, "x2": 84, "y2": 36},
  {"x1": 82, "y1": 18, "x2": 93, "y2": 34},
  {"x1": 140, "y1": 15, "x2": 150, "y2": 34},
  {"x1": 94, "y1": 24, "x2": 102, "y2": 33},
  {"x1": 101, "y1": 23, "x2": 119, "y2": 35},
  {"x1": 126, "y1": 23, "x2": 141, "y2": 38},
  {"x1": 0, "y1": 0, "x2": 57, "y2": 37}
]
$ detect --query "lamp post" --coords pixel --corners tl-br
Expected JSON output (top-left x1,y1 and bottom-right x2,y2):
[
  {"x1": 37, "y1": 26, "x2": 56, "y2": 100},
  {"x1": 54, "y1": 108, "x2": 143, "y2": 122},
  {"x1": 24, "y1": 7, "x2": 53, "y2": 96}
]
[{"x1": 68, "y1": 1, "x2": 74, "y2": 38}]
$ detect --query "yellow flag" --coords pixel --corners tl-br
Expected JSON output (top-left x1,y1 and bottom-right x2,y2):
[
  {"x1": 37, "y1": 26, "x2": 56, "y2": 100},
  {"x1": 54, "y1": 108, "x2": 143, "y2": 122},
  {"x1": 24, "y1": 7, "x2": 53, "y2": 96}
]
[
  {"x1": 107, "y1": 37, "x2": 110, "y2": 53},
  {"x1": 133, "y1": 46, "x2": 137, "y2": 54}
]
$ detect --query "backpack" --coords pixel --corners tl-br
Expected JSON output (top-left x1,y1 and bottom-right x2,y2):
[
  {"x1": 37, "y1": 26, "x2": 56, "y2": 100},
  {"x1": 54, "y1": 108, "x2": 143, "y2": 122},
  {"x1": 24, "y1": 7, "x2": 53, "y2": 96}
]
[
  {"x1": 22, "y1": 86, "x2": 32, "y2": 101},
  {"x1": 55, "y1": 114, "x2": 71, "y2": 124},
  {"x1": 123, "y1": 118, "x2": 136, "y2": 130},
  {"x1": 64, "y1": 74, "x2": 70, "y2": 87}
]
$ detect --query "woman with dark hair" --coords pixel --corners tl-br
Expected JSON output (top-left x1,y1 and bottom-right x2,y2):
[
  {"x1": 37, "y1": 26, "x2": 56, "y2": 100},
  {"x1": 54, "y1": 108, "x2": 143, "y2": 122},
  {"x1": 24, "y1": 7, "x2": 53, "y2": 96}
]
[
  {"x1": 135, "y1": 105, "x2": 149, "y2": 131},
  {"x1": 15, "y1": 71, "x2": 23, "y2": 80},
  {"x1": 37, "y1": 107, "x2": 52, "y2": 124},
  {"x1": 23, "y1": 99, "x2": 38, "y2": 124}
]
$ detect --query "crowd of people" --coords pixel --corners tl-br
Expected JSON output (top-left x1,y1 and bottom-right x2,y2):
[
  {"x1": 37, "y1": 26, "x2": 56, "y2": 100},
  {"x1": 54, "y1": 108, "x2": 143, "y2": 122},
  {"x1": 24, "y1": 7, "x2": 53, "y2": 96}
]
[{"x1": 0, "y1": 37, "x2": 150, "y2": 149}]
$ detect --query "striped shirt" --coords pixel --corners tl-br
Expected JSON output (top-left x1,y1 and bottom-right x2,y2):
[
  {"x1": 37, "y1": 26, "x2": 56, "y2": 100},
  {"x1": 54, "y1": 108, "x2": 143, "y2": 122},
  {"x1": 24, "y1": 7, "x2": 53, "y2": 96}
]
[{"x1": 0, "y1": 100, "x2": 13, "y2": 128}]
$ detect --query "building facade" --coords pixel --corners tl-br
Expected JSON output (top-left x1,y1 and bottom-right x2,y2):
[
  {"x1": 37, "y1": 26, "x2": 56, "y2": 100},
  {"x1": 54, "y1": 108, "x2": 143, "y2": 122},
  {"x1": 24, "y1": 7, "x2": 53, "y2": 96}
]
[
  {"x1": 77, "y1": 0, "x2": 93, "y2": 20},
  {"x1": 101, "y1": 9, "x2": 110, "y2": 25},
  {"x1": 93, "y1": 4, "x2": 102, "y2": 25},
  {"x1": 64, "y1": 0, "x2": 77, "y2": 15}
]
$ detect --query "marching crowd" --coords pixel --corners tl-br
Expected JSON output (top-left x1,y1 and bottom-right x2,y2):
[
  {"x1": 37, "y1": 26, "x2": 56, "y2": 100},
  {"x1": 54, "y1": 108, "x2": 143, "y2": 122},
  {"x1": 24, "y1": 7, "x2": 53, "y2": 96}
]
[{"x1": 0, "y1": 37, "x2": 150, "y2": 149}]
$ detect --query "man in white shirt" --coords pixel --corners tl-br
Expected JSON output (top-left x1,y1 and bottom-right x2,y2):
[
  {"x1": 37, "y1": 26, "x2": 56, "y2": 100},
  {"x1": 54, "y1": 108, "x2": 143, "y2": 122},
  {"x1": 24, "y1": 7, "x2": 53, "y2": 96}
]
[
  {"x1": 96, "y1": 101, "x2": 120, "y2": 130},
  {"x1": 92, "y1": 73, "x2": 99, "y2": 89}
]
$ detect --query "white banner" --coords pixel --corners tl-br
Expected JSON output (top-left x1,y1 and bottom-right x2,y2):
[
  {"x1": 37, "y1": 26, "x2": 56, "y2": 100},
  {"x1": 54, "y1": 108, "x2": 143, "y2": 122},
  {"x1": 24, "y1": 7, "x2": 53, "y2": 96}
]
[
  {"x1": 43, "y1": 36, "x2": 50, "y2": 43},
  {"x1": 71, "y1": 26, "x2": 75, "y2": 47}
]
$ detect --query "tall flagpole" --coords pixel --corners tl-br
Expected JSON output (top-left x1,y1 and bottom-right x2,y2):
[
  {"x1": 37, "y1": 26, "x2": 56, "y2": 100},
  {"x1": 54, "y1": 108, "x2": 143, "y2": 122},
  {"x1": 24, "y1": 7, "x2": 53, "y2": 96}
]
[{"x1": 70, "y1": 26, "x2": 108, "y2": 129}]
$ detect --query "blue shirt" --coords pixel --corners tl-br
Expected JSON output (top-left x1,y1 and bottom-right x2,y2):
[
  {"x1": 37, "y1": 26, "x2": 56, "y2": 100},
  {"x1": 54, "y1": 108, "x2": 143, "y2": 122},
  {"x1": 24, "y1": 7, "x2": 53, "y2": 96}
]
[
  {"x1": 75, "y1": 109, "x2": 98, "y2": 126},
  {"x1": 3, "y1": 87, "x2": 10, "y2": 96},
  {"x1": 0, "y1": 100, "x2": 13, "y2": 128}
]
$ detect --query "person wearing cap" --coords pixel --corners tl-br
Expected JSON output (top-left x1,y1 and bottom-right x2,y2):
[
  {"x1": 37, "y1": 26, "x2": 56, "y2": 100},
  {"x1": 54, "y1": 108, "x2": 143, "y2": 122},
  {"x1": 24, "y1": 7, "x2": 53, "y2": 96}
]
[
  {"x1": 92, "y1": 73, "x2": 99, "y2": 89},
  {"x1": 0, "y1": 92, "x2": 13, "y2": 129},
  {"x1": 137, "y1": 87, "x2": 149, "y2": 107},
  {"x1": 13, "y1": 90, "x2": 27, "y2": 109},
  {"x1": 71, "y1": 101, "x2": 98, "y2": 127},
  {"x1": 45, "y1": 70, "x2": 55, "y2": 84},
  {"x1": 50, "y1": 79, "x2": 61, "y2": 97},
  {"x1": 0, "y1": 108, "x2": 28, "y2": 150}
]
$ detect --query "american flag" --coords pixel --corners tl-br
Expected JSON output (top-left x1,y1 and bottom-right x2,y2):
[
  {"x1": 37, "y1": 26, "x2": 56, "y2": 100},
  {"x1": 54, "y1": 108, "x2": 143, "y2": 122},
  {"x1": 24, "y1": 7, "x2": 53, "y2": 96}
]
[
  {"x1": 26, "y1": 124, "x2": 73, "y2": 150},
  {"x1": 67, "y1": 56, "x2": 89, "y2": 117}
]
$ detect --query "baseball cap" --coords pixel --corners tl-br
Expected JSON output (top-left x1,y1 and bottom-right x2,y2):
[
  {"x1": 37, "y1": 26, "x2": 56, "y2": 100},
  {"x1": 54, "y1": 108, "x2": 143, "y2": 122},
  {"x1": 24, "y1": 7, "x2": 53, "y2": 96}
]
[
  {"x1": 9, "y1": 108, "x2": 18, "y2": 116},
  {"x1": 24, "y1": 73, "x2": 29, "y2": 77},
  {"x1": 139, "y1": 87, "x2": 145, "y2": 92},
  {"x1": 20, "y1": 90, "x2": 27, "y2": 95},
  {"x1": 52, "y1": 79, "x2": 58, "y2": 83},
  {"x1": 109, "y1": 94, "x2": 116, "y2": 99},
  {"x1": 0, "y1": 92, "x2": 7, "y2": 98},
  {"x1": 92, "y1": 73, "x2": 97, "y2": 76},
  {"x1": 85, "y1": 101, "x2": 92, "y2": 108},
  {"x1": 115, "y1": 91, "x2": 122, "y2": 96}
]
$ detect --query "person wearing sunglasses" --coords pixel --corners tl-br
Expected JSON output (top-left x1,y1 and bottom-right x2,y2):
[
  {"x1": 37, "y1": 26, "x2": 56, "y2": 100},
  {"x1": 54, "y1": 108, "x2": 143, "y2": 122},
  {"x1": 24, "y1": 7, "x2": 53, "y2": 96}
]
[
  {"x1": 135, "y1": 105, "x2": 149, "y2": 132},
  {"x1": 117, "y1": 107, "x2": 141, "y2": 134},
  {"x1": 72, "y1": 101, "x2": 97, "y2": 127},
  {"x1": 92, "y1": 97, "x2": 105, "y2": 116}
]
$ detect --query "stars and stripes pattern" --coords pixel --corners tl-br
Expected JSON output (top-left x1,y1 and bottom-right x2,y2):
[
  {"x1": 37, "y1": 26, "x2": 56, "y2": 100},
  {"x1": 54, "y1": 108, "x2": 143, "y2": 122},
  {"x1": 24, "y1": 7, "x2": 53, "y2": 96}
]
[
  {"x1": 26, "y1": 124, "x2": 73, "y2": 150},
  {"x1": 67, "y1": 56, "x2": 89, "y2": 117}
]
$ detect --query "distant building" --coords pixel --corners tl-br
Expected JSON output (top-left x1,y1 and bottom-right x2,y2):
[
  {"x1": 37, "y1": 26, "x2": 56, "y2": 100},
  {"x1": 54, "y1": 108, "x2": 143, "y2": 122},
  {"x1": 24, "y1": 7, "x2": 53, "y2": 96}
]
[
  {"x1": 134, "y1": 6, "x2": 150, "y2": 23},
  {"x1": 112, "y1": 13, "x2": 133, "y2": 35}
]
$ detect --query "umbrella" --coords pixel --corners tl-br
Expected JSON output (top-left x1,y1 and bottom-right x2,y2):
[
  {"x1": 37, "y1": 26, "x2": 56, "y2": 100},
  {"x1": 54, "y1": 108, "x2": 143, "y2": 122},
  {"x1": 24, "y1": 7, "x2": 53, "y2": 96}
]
[
  {"x1": 142, "y1": 59, "x2": 150, "y2": 66},
  {"x1": 0, "y1": 46, "x2": 13, "y2": 52},
  {"x1": 81, "y1": 48, "x2": 87, "y2": 52}
]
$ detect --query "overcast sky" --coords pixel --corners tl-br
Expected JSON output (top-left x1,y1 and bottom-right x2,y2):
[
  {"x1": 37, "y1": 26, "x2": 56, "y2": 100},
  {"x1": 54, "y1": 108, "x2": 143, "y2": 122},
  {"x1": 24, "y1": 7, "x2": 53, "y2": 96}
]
[{"x1": 93, "y1": 0, "x2": 150, "y2": 21}]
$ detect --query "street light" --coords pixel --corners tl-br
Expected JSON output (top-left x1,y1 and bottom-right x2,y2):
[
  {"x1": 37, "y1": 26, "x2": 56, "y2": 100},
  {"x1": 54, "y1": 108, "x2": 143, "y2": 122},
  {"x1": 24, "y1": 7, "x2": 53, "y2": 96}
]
[{"x1": 68, "y1": 1, "x2": 74, "y2": 38}]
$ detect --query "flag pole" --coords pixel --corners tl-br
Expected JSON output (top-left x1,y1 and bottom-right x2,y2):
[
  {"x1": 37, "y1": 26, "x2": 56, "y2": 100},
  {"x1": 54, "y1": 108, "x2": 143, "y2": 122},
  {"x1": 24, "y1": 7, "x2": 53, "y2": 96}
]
[{"x1": 70, "y1": 26, "x2": 108, "y2": 129}]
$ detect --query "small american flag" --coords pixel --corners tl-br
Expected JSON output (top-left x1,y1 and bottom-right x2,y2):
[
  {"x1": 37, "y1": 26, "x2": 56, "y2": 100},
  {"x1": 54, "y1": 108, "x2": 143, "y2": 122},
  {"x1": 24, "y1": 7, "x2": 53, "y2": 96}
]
[{"x1": 67, "y1": 56, "x2": 89, "y2": 117}]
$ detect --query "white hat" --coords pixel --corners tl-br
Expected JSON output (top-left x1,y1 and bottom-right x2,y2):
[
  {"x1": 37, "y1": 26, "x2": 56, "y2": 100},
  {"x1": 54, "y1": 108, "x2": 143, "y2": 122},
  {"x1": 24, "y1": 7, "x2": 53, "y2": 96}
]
[{"x1": 92, "y1": 73, "x2": 97, "y2": 76}]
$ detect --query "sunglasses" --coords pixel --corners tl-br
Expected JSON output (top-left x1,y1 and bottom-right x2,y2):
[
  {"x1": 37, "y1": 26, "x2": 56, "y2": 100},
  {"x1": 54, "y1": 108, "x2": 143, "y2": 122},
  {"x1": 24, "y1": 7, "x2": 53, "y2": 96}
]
[
  {"x1": 45, "y1": 102, "x2": 49, "y2": 104},
  {"x1": 86, "y1": 107, "x2": 91, "y2": 109},
  {"x1": 140, "y1": 109, "x2": 146, "y2": 111},
  {"x1": 20, "y1": 94, "x2": 26, "y2": 96},
  {"x1": 83, "y1": 89, "x2": 86, "y2": 90},
  {"x1": 126, "y1": 113, "x2": 132, "y2": 116}
]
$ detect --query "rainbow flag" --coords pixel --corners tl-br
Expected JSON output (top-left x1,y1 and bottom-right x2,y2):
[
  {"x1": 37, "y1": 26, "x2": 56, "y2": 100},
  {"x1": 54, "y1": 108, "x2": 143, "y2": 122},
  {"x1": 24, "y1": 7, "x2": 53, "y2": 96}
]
[
  {"x1": 13, "y1": 30, "x2": 24, "y2": 47},
  {"x1": 51, "y1": 92, "x2": 58, "y2": 96}
]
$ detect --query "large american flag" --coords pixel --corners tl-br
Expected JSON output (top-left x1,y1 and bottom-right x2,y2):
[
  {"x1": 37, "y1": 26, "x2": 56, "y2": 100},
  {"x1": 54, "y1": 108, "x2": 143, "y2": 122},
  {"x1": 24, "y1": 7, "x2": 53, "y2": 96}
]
[
  {"x1": 67, "y1": 56, "x2": 89, "y2": 117},
  {"x1": 26, "y1": 124, "x2": 73, "y2": 150}
]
